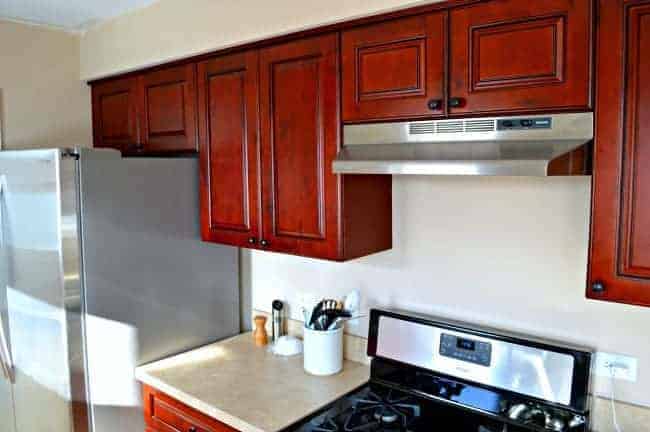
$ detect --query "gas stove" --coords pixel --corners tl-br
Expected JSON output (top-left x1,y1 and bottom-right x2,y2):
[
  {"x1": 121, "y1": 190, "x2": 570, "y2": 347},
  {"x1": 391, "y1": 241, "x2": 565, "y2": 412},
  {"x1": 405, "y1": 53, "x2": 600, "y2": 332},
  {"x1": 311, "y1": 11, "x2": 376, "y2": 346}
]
[{"x1": 287, "y1": 309, "x2": 593, "y2": 432}]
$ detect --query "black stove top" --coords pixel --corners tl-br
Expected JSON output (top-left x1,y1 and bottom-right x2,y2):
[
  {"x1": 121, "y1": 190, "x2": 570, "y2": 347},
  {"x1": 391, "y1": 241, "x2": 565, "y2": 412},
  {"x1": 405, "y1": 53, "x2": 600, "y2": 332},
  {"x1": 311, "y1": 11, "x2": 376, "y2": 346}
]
[
  {"x1": 287, "y1": 309, "x2": 592, "y2": 432},
  {"x1": 289, "y1": 382, "x2": 522, "y2": 432}
]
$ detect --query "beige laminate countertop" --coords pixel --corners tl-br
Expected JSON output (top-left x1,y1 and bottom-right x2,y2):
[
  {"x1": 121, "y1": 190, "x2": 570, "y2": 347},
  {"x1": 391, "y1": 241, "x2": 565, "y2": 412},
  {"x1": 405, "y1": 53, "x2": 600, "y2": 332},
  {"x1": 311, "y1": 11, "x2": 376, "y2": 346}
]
[{"x1": 135, "y1": 333, "x2": 370, "y2": 432}]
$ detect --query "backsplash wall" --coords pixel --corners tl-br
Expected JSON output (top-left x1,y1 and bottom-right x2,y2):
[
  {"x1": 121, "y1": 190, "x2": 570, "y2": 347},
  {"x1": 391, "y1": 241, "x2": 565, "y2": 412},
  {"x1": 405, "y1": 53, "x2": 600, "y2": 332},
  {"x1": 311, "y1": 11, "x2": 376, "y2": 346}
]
[{"x1": 243, "y1": 176, "x2": 650, "y2": 408}]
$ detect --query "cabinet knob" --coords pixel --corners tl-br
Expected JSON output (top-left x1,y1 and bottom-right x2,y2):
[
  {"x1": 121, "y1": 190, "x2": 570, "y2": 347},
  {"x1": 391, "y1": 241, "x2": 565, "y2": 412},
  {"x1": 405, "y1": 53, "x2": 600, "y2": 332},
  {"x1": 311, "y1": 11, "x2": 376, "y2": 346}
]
[
  {"x1": 248, "y1": 237, "x2": 257, "y2": 245},
  {"x1": 591, "y1": 281, "x2": 606, "y2": 293},
  {"x1": 427, "y1": 99, "x2": 442, "y2": 111},
  {"x1": 260, "y1": 239, "x2": 269, "y2": 247},
  {"x1": 448, "y1": 97, "x2": 464, "y2": 108}
]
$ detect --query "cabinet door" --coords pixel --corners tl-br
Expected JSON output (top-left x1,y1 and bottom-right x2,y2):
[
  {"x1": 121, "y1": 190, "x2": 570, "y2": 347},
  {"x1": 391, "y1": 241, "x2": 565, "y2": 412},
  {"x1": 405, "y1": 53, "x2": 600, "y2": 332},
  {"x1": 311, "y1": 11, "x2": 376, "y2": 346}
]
[
  {"x1": 342, "y1": 13, "x2": 446, "y2": 122},
  {"x1": 198, "y1": 51, "x2": 261, "y2": 248},
  {"x1": 140, "y1": 64, "x2": 198, "y2": 154},
  {"x1": 588, "y1": 0, "x2": 650, "y2": 307},
  {"x1": 259, "y1": 34, "x2": 341, "y2": 259},
  {"x1": 91, "y1": 77, "x2": 139, "y2": 153},
  {"x1": 449, "y1": 0, "x2": 592, "y2": 115},
  {"x1": 143, "y1": 385, "x2": 237, "y2": 432}
]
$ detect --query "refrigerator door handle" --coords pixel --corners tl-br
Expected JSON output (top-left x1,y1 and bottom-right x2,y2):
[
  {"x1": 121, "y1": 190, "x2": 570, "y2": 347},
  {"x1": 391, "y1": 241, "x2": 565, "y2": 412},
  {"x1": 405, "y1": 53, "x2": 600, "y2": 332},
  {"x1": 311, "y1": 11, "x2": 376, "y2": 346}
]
[{"x1": 0, "y1": 176, "x2": 14, "y2": 383}]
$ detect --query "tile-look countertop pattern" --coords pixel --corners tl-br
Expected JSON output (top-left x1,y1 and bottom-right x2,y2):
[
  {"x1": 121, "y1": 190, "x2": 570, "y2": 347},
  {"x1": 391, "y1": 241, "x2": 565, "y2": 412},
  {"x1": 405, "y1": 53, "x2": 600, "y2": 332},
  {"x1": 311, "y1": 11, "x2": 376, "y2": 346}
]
[{"x1": 135, "y1": 333, "x2": 370, "y2": 432}]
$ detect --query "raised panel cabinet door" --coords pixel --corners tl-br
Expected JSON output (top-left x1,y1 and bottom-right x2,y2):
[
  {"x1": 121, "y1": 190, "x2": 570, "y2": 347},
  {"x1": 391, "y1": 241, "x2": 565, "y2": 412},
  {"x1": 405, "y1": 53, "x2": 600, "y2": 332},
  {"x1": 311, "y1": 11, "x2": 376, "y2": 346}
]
[
  {"x1": 198, "y1": 51, "x2": 261, "y2": 248},
  {"x1": 91, "y1": 77, "x2": 139, "y2": 153},
  {"x1": 449, "y1": 0, "x2": 592, "y2": 115},
  {"x1": 259, "y1": 34, "x2": 341, "y2": 259},
  {"x1": 588, "y1": 0, "x2": 650, "y2": 307},
  {"x1": 140, "y1": 64, "x2": 198, "y2": 154},
  {"x1": 342, "y1": 13, "x2": 446, "y2": 122}
]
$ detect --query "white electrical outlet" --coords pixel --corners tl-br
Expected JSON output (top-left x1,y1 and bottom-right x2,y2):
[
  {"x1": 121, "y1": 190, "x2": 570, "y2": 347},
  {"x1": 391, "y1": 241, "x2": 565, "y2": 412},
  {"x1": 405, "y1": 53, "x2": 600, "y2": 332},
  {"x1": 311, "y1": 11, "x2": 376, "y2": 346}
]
[{"x1": 594, "y1": 352, "x2": 638, "y2": 382}]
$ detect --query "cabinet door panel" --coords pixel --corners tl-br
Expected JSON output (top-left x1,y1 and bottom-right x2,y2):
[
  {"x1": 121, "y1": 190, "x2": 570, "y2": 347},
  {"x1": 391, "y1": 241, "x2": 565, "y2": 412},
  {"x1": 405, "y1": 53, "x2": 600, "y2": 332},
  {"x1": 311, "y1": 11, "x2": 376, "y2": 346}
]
[
  {"x1": 588, "y1": 0, "x2": 650, "y2": 306},
  {"x1": 449, "y1": 0, "x2": 592, "y2": 115},
  {"x1": 91, "y1": 77, "x2": 139, "y2": 153},
  {"x1": 259, "y1": 34, "x2": 340, "y2": 258},
  {"x1": 198, "y1": 52, "x2": 260, "y2": 247},
  {"x1": 342, "y1": 13, "x2": 446, "y2": 121},
  {"x1": 140, "y1": 64, "x2": 198, "y2": 154}
]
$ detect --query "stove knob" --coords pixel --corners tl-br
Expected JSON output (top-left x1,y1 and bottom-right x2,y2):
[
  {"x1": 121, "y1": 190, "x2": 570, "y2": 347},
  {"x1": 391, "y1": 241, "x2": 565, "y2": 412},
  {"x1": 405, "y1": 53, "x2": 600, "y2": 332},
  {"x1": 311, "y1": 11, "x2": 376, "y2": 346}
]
[
  {"x1": 507, "y1": 404, "x2": 528, "y2": 420},
  {"x1": 545, "y1": 414, "x2": 566, "y2": 432}
]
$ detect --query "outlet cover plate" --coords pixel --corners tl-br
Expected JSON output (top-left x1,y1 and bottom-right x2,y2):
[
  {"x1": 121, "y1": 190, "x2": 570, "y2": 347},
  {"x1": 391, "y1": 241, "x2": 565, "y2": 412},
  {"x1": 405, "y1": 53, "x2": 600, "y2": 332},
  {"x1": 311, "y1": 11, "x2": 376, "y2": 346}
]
[{"x1": 594, "y1": 352, "x2": 638, "y2": 382}]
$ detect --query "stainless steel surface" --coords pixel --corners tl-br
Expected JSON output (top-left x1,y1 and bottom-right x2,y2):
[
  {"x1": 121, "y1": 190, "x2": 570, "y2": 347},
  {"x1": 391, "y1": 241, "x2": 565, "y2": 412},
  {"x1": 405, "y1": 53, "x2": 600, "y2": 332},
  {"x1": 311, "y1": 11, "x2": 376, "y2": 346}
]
[
  {"x1": 0, "y1": 148, "x2": 240, "y2": 432},
  {"x1": 76, "y1": 149, "x2": 239, "y2": 432},
  {"x1": 375, "y1": 316, "x2": 576, "y2": 406},
  {"x1": 0, "y1": 176, "x2": 13, "y2": 383},
  {"x1": 0, "y1": 149, "x2": 76, "y2": 432},
  {"x1": 334, "y1": 113, "x2": 593, "y2": 176},
  {"x1": 61, "y1": 152, "x2": 90, "y2": 432}
]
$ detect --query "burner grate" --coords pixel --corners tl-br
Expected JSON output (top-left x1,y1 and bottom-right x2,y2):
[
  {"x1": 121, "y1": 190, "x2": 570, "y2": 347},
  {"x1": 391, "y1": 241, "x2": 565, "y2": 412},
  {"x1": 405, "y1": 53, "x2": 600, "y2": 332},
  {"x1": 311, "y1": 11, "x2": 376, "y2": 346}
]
[{"x1": 343, "y1": 389, "x2": 421, "y2": 432}]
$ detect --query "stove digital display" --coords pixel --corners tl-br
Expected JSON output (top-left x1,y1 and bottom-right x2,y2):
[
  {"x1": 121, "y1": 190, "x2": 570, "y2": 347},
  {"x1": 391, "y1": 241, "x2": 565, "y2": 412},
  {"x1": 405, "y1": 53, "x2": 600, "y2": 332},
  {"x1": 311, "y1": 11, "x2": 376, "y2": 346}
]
[
  {"x1": 457, "y1": 338, "x2": 476, "y2": 351},
  {"x1": 440, "y1": 333, "x2": 492, "y2": 366}
]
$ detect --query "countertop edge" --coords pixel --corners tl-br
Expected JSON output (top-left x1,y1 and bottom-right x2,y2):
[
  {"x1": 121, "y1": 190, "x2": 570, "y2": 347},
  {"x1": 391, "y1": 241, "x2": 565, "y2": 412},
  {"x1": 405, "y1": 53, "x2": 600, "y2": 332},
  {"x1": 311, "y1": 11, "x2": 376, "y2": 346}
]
[{"x1": 135, "y1": 369, "x2": 267, "y2": 432}]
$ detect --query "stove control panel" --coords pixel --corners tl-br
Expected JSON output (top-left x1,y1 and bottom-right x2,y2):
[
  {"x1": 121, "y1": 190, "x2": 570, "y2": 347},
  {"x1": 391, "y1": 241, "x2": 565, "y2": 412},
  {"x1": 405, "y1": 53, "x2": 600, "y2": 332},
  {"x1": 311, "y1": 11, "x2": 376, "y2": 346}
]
[{"x1": 439, "y1": 333, "x2": 492, "y2": 366}]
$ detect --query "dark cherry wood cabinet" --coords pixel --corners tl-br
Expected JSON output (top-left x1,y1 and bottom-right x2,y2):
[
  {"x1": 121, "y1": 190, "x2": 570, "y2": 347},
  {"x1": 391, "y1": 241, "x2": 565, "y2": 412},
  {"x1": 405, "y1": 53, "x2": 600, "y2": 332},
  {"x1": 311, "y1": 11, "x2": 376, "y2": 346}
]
[
  {"x1": 140, "y1": 64, "x2": 198, "y2": 154},
  {"x1": 588, "y1": 0, "x2": 650, "y2": 307},
  {"x1": 91, "y1": 65, "x2": 199, "y2": 156},
  {"x1": 197, "y1": 51, "x2": 261, "y2": 248},
  {"x1": 342, "y1": 13, "x2": 446, "y2": 122},
  {"x1": 143, "y1": 384, "x2": 237, "y2": 432},
  {"x1": 257, "y1": 35, "x2": 392, "y2": 260},
  {"x1": 91, "y1": 77, "x2": 140, "y2": 153},
  {"x1": 448, "y1": 0, "x2": 592, "y2": 115}
]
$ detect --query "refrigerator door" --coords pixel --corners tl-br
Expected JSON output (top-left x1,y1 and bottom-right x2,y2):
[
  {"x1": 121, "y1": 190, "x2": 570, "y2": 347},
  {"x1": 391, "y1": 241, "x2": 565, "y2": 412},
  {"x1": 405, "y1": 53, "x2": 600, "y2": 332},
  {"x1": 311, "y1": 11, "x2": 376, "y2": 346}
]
[
  {"x1": 77, "y1": 149, "x2": 239, "y2": 432},
  {"x1": 0, "y1": 176, "x2": 16, "y2": 432},
  {"x1": 0, "y1": 150, "x2": 79, "y2": 432}
]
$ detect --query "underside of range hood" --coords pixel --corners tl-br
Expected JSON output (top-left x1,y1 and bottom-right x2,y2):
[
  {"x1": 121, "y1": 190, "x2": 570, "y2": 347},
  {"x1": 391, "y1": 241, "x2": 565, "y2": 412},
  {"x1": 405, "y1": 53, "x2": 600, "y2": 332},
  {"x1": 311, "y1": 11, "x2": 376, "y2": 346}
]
[{"x1": 333, "y1": 113, "x2": 594, "y2": 176}]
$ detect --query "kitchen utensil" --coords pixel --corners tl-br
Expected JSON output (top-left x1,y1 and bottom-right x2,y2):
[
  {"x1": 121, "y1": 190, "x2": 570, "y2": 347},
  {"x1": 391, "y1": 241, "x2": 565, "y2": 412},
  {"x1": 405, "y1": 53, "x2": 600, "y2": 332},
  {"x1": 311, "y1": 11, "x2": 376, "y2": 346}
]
[
  {"x1": 303, "y1": 326, "x2": 344, "y2": 376},
  {"x1": 272, "y1": 300, "x2": 284, "y2": 342},
  {"x1": 308, "y1": 300, "x2": 325, "y2": 329},
  {"x1": 253, "y1": 315, "x2": 268, "y2": 346}
]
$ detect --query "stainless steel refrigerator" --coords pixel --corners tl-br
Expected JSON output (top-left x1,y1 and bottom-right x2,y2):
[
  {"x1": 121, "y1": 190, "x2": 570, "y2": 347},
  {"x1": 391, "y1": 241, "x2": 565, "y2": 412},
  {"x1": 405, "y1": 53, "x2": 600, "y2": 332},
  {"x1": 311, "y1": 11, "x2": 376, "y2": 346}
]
[{"x1": 0, "y1": 148, "x2": 240, "y2": 432}]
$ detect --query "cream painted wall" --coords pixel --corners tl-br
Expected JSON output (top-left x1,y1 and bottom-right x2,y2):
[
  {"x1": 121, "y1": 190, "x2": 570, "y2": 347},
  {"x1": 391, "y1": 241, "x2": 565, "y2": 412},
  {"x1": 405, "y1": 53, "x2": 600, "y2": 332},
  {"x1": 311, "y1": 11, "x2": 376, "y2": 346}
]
[
  {"x1": 80, "y1": 0, "x2": 440, "y2": 80},
  {"x1": 245, "y1": 176, "x2": 650, "y2": 411},
  {"x1": 0, "y1": 20, "x2": 91, "y2": 150}
]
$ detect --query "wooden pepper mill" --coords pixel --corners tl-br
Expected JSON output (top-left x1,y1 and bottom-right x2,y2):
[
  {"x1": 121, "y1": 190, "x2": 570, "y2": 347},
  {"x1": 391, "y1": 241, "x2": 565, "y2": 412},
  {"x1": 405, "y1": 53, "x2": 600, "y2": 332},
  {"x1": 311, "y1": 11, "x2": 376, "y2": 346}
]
[{"x1": 253, "y1": 315, "x2": 268, "y2": 346}]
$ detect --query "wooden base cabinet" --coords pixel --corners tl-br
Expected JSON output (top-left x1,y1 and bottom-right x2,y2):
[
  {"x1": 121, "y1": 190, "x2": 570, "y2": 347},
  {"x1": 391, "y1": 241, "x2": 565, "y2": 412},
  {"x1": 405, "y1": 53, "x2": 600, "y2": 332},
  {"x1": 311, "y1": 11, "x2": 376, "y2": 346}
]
[
  {"x1": 143, "y1": 385, "x2": 237, "y2": 432},
  {"x1": 588, "y1": 0, "x2": 650, "y2": 307},
  {"x1": 198, "y1": 35, "x2": 392, "y2": 261}
]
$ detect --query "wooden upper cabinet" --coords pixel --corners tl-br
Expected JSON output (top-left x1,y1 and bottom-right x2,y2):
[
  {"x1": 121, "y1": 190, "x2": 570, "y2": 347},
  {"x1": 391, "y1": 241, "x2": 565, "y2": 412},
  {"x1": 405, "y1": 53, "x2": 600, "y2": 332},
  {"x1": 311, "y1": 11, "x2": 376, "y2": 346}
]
[
  {"x1": 342, "y1": 13, "x2": 446, "y2": 122},
  {"x1": 139, "y1": 64, "x2": 198, "y2": 154},
  {"x1": 91, "y1": 77, "x2": 139, "y2": 153},
  {"x1": 258, "y1": 34, "x2": 392, "y2": 260},
  {"x1": 449, "y1": 0, "x2": 592, "y2": 115},
  {"x1": 259, "y1": 34, "x2": 341, "y2": 258},
  {"x1": 588, "y1": 0, "x2": 650, "y2": 307},
  {"x1": 197, "y1": 51, "x2": 261, "y2": 248}
]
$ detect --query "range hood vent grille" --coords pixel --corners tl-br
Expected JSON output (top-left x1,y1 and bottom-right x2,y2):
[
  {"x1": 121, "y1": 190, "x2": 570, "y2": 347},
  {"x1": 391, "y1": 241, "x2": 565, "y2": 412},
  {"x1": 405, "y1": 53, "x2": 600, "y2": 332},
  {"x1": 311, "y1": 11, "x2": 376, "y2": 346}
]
[
  {"x1": 409, "y1": 119, "x2": 497, "y2": 136},
  {"x1": 334, "y1": 113, "x2": 594, "y2": 176}
]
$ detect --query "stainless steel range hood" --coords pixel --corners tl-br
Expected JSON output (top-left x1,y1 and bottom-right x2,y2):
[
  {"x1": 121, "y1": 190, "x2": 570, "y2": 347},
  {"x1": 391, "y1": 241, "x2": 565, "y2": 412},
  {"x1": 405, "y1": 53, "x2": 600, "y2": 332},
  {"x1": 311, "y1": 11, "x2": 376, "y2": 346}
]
[{"x1": 333, "y1": 113, "x2": 593, "y2": 176}]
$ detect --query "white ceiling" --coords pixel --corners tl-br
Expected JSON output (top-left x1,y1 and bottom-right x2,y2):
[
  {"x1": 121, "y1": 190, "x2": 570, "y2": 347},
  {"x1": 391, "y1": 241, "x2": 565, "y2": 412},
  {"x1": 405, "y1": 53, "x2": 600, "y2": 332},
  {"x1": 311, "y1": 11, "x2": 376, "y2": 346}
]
[{"x1": 0, "y1": 0, "x2": 160, "y2": 32}]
